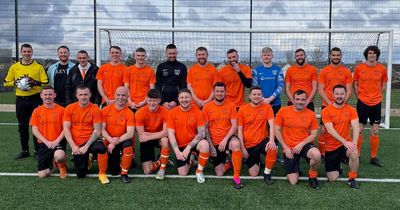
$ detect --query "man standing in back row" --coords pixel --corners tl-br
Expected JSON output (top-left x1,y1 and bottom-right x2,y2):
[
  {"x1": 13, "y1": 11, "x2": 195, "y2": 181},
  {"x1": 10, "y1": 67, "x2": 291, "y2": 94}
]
[
  {"x1": 156, "y1": 44, "x2": 187, "y2": 110},
  {"x1": 187, "y1": 47, "x2": 220, "y2": 109},
  {"x1": 353, "y1": 45, "x2": 388, "y2": 167},
  {"x1": 252, "y1": 47, "x2": 284, "y2": 114},
  {"x1": 47, "y1": 45, "x2": 75, "y2": 107},
  {"x1": 65, "y1": 50, "x2": 101, "y2": 106},
  {"x1": 285, "y1": 48, "x2": 318, "y2": 111},
  {"x1": 97, "y1": 46, "x2": 126, "y2": 106},
  {"x1": 317, "y1": 47, "x2": 352, "y2": 157},
  {"x1": 123, "y1": 47, "x2": 155, "y2": 111},
  {"x1": 219, "y1": 49, "x2": 252, "y2": 108},
  {"x1": 4, "y1": 43, "x2": 48, "y2": 159}
]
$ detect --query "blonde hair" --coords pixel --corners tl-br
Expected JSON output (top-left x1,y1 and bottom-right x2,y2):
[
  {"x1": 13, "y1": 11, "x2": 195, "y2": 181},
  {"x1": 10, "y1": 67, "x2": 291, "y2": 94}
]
[{"x1": 261, "y1": 47, "x2": 273, "y2": 54}]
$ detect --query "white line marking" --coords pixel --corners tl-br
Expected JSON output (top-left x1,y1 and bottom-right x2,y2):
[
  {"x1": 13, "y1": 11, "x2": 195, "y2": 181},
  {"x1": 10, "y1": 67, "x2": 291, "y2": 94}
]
[{"x1": 0, "y1": 172, "x2": 399, "y2": 183}]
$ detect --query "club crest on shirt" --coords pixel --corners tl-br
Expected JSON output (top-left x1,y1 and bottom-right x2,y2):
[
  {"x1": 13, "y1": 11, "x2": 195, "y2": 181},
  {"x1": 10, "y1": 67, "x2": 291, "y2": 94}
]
[
  {"x1": 162, "y1": 69, "x2": 169, "y2": 77},
  {"x1": 299, "y1": 116, "x2": 307, "y2": 123},
  {"x1": 174, "y1": 69, "x2": 181, "y2": 76},
  {"x1": 272, "y1": 70, "x2": 278, "y2": 75}
]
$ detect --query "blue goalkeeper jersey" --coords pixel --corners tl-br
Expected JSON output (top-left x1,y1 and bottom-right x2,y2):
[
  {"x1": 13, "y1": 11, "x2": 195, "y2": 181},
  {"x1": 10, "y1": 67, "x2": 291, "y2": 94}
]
[{"x1": 252, "y1": 64, "x2": 284, "y2": 106}]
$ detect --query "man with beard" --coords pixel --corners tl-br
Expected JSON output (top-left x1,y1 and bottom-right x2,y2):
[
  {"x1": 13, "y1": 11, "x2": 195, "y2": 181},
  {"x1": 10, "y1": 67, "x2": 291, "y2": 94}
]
[
  {"x1": 321, "y1": 84, "x2": 360, "y2": 189},
  {"x1": 156, "y1": 44, "x2": 187, "y2": 110},
  {"x1": 238, "y1": 86, "x2": 277, "y2": 185},
  {"x1": 187, "y1": 47, "x2": 220, "y2": 109},
  {"x1": 63, "y1": 85, "x2": 109, "y2": 184},
  {"x1": 65, "y1": 50, "x2": 101, "y2": 106},
  {"x1": 353, "y1": 46, "x2": 388, "y2": 167},
  {"x1": 47, "y1": 45, "x2": 75, "y2": 106},
  {"x1": 285, "y1": 48, "x2": 318, "y2": 111},
  {"x1": 274, "y1": 90, "x2": 321, "y2": 189},
  {"x1": 218, "y1": 49, "x2": 252, "y2": 108},
  {"x1": 123, "y1": 47, "x2": 155, "y2": 111},
  {"x1": 317, "y1": 47, "x2": 352, "y2": 157},
  {"x1": 30, "y1": 86, "x2": 67, "y2": 178},
  {"x1": 4, "y1": 43, "x2": 48, "y2": 159},
  {"x1": 203, "y1": 82, "x2": 243, "y2": 189},
  {"x1": 135, "y1": 89, "x2": 170, "y2": 180},
  {"x1": 101, "y1": 87, "x2": 135, "y2": 183},
  {"x1": 97, "y1": 46, "x2": 127, "y2": 106},
  {"x1": 167, "y1": 89, "x2": 210, "y2": 183}
]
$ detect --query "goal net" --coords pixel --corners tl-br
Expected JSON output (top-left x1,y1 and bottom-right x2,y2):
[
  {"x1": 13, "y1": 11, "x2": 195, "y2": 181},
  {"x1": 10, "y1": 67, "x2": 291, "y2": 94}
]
[{"x1": 96, "y1": 27, "x2": 394, "y2": 128}]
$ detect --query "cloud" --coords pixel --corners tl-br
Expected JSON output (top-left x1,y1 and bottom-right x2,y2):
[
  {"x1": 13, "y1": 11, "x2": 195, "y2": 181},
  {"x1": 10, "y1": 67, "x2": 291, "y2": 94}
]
[
  {"x1": 307, "y1": 21, "x2": 326, "y2": 28},
  {"x1": 263, "y1": 1, "x2": 287, "y2": 15},
  {"x1": 15, "y1": 1, "x2": 72, "y2": 44},
  {"x1": 332, "y1": 9, "x2": 367, "y2": 27},
  {"x1": 125, "y1": 0, "x2": 169, "y2": 22},
  {"x1": 97, "y1": 4, "x2": 113, "y2": 17},
  {"x1": 177, "y1": 8, "x2": 200, "y2": 24}
]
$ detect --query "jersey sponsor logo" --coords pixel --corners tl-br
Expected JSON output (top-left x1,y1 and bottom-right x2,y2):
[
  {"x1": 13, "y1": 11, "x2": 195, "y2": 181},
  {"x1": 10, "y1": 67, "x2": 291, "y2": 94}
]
[
  {"x1": 162, "y1": 69, "x2": 169, "y2": 77},
  {"x1": 174, "y1": 69, "x2": 181, "y2": 76},
  {"x1": 260, "y1": 76, "x2": 275, "y2": 80}
]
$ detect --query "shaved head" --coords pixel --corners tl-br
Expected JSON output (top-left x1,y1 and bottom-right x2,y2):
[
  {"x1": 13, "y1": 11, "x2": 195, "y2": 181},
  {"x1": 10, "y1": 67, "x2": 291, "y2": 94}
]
[{"x1": 115, "y1": 86, "x2": 129, "y2": 96}]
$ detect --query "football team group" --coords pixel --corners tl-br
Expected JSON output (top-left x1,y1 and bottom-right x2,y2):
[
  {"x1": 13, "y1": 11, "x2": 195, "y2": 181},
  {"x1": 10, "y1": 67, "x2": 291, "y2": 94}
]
[{"x1": 3, "y1": 43, "x2": 387, "y2": 190}]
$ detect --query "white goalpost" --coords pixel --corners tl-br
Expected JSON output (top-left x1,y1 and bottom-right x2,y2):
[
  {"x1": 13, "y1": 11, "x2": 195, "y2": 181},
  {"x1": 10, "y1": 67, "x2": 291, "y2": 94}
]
[{"x1": 96, "y1": 27, "x2": 393, "y2": 129}]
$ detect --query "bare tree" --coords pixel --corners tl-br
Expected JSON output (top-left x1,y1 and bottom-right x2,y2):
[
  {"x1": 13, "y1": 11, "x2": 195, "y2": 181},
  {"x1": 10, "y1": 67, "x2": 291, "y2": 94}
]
[
  {"x1": 310, "y1": 48, "x2": 325, "y2": 68},
  {"x1": 285, "y1": 50, "x2": 295, "y2": 65},
  {"x1": 147, "y1": 48, "x2": 165, "y2": 68}
]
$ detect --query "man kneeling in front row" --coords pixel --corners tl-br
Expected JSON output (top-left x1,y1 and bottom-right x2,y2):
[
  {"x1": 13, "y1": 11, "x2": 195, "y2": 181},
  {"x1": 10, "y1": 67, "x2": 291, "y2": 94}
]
[
  {"x1": 322, "y1": 84, "x2": 360, "y2": 189},
  {"x1": 274, "y1": 89, "x2": 321, "y2": 189}
]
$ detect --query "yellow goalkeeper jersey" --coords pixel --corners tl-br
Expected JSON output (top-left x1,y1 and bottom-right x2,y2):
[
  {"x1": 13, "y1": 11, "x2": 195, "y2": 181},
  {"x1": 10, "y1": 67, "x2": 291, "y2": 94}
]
[{"x1": 3, "y1": 61, "x2": 48, "y2": 96}]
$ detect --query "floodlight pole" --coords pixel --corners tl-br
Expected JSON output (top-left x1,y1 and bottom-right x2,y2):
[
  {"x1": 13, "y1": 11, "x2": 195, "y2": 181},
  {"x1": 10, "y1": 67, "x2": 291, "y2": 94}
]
[
  {"x1": 94, "y1": 0, "x2": 97, "y2": 62},
  {"x1": 96, "y1": 27, "x2": 101, "y2": 66},
  {"x1": 249, "y1": 0, "x2": 253, "y2": 67},
  {"x1": 15, "y1": 0, "x2": 19, "y2": 60},
  {"x1": 328, "y1": 0, "x2": 332, "y2": 61},
  {"x1": 172, "y1": 0, "x2": 175, "y2": 44}
]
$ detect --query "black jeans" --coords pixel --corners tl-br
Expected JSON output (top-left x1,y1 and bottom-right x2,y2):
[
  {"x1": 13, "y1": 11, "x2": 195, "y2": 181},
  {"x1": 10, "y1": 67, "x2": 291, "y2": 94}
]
[{"x1": 16, "y1": 93, "x2": 41, "y2": 152}]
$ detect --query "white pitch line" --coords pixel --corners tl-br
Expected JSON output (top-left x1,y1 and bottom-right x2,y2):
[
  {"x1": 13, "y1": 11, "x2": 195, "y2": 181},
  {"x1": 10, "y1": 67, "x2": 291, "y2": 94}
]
[
  {"x1": 0, "y1": 123, "x2": 18, "y2": 126},
  {"x1": 0, "y1": 172, "x2": 399, "y2": 183}
]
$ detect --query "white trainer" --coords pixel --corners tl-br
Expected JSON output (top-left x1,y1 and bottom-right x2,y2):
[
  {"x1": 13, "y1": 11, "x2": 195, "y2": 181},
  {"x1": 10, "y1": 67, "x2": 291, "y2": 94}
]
[{"x1": 196, "y1": 172, "x2": 205, "y2": 183}]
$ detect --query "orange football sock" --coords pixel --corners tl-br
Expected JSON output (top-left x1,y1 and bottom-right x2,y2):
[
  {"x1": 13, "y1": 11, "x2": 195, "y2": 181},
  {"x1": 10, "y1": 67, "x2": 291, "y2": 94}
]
[
  {"x1": 308, "y1": 169, "x2": 318, "y2": 178},
  {"x1": 121, "y1": 146, "x2": 133, "y2": 175},
  {"x1": 196, "y1": 152, "x2": 209, "y2": 173},
  {"x1": 265, "y1": 148, "x2": 277, "y2": 171},
  {"x1": 357, "y1": 135, "x2": 364, "y2": 156},
  {"x1": 317, "y1": 134, "x2": 326, "y2": 155},
  {"x1": 160, "y1": 147, "x2": 170, "y2": 170},
  {"x1": 97, "y1": 153, "x2": 108, "y2": 174},
  {"x1": 348, "y1": 171, "x2": 358, "y2": 179},
  {"x1": 370, "y1": 135, "x2": 380, "y2": 158},
  {"x1": 57, "y1": 161, "x2": 67, "y2": 171},
  {"x1": 231, "y1": 150, "x2": 242, "y2": 179},
  {"x1": 151, "y1": 160, "x2": 161, "y2": 172}
]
